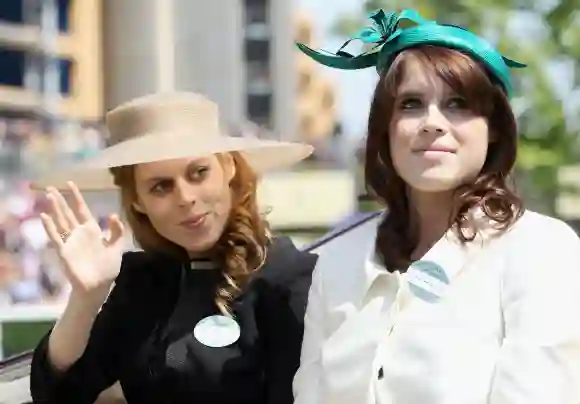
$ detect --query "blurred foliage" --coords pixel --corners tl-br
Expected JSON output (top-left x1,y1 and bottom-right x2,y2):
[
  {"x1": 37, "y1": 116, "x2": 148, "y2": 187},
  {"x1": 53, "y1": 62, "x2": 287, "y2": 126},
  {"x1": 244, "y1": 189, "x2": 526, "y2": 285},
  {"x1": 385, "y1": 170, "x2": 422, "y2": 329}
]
[
  {"x1": 331, "y1": 0, "x2": 580, "y2": 214},
  {"x1": 3, "y1": 321, "x2": 53, "y2": 358}
]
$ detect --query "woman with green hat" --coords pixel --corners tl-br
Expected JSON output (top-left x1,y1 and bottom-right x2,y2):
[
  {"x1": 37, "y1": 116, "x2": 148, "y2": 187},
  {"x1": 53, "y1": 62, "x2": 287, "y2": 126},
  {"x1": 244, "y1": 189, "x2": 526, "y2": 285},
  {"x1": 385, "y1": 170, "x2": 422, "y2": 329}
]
[{"x1": 293, "y1": 9, "x2": 580, "y2": 404}]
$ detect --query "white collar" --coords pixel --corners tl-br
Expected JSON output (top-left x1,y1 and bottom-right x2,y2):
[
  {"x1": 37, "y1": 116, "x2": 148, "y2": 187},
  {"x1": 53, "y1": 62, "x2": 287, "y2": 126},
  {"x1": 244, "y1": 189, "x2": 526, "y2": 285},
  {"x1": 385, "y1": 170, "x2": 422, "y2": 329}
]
[{"x1": 189, "y1": 260, "x2": 218, "y2": 270}]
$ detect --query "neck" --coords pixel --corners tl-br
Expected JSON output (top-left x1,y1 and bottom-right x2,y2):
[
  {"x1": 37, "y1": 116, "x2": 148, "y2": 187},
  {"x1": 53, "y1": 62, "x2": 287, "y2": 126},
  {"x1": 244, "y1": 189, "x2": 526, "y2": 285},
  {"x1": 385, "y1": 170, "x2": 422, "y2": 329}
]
[
  {"x1": 187, "y1": 249, "x2": 213, "y2": 261},
  {"x1": 407, "y1": 188, "x2": 454, "y2": 259}
]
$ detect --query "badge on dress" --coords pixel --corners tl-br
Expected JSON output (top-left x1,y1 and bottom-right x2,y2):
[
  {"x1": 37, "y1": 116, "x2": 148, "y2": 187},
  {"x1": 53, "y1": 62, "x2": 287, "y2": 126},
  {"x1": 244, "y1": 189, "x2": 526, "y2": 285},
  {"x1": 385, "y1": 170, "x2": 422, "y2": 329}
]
[
  {"x1": 194, "y1": 315, "x2": 241, "y2": 347},
  {"x1": 406, "y1": 260, "x2": 449, "y2": 303}
]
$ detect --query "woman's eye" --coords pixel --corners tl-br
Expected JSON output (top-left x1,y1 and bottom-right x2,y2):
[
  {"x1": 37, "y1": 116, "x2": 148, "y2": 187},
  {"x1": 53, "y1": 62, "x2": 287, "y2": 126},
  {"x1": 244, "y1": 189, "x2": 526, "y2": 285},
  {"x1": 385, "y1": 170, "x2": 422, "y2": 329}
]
[
  {"x1": 447, "y1": 97, "x2": 468, "y2": 109},
  {"x1": 190, "y1": 166, "x2": 209, "y2": 181},
  {"x1": 399, "y1": 97, "x2": 423, "y2": 110},
  {"x1": 150, "y1": 180, "x2": 172, "y2": 195}
]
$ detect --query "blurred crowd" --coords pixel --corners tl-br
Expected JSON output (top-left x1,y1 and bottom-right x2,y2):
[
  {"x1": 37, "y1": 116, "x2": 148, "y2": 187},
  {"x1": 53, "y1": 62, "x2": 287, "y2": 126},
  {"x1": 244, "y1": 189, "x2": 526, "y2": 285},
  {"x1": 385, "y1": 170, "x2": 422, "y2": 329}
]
[
  {"x1": 0, "y1": 116, "x2": 105, "y2": 307},
  {"x1": 0, "y1": 182, "x2": 70, "y2": 306}
]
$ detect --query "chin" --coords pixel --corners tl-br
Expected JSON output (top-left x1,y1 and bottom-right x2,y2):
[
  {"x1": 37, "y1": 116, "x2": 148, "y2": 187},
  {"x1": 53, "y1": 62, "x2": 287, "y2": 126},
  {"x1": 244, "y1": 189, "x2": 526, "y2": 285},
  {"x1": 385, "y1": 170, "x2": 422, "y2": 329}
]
[
  {"x1": 183, "y1": 236, "x2": 220, "y2": 256},
  {"x1": 407, "y1": 176, "x2": 462, "y2": 193},
  {"x1": 405, "y1": 165, "x2": 467, "y2": 191}
]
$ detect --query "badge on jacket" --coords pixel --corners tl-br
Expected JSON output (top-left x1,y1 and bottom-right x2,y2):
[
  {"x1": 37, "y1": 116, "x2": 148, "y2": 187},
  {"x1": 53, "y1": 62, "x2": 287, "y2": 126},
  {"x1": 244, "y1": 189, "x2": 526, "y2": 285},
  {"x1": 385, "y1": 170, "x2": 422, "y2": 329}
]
[
  {"x1": 406, "y1": 260, "x2": 449, "y2": 303},
  {"x1": 194, "y1": 315, "x2": 241, "y2": 347}
]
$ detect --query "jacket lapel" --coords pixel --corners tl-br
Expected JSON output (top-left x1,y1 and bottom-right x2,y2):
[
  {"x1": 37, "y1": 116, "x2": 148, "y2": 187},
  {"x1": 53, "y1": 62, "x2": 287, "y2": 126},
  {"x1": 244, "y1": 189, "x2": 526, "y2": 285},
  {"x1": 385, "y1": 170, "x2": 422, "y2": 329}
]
[
  {"x1": 318, "y1": 213, "x2": 491, "y2": 403},
  {"x1": 318, "y1": 213, "x2": 399, "y2": 403}
]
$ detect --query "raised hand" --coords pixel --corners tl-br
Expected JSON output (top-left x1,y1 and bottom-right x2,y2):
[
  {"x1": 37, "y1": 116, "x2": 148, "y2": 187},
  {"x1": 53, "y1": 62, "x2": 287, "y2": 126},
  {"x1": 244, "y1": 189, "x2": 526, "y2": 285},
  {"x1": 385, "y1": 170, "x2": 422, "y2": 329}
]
[{"x1": 40, "y1": 181, "x2": 125, "y2": 299}]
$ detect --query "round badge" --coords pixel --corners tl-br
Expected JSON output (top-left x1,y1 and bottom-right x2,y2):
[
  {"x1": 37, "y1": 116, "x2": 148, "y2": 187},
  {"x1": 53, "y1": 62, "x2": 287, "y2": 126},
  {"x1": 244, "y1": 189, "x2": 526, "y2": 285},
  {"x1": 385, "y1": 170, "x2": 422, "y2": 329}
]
[
  {"x1": 194, "y1": 315, "x2": 241, "y2": 348},
  {"x1": 407, "y1": 260, "x2": 449, "y2": 303}
]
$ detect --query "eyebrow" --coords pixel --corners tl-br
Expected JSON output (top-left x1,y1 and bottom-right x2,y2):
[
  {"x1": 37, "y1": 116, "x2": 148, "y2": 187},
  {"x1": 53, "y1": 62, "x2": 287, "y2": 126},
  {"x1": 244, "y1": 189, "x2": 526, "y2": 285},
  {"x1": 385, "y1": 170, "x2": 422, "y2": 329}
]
[
  {"x1": 396, "y1": 89, "x2": 424, "y2": 98},
  {"x1": 142, "y1": 176, "x2": 171, "y2": 187},
  {"x1": 397, "y1": 85, "x2": 458, "y2": 99},
  {"x1": 141, "y1": 159, "x2": 210, "y2": 185}
]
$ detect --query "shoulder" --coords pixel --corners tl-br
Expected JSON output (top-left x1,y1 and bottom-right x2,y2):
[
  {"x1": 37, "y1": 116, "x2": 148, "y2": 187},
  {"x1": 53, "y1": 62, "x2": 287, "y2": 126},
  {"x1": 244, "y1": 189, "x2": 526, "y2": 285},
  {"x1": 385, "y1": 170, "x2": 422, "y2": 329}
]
[
  {"x1": 299, "y1": 212, "x2": 384, "y2": 309},
  {"x1": 119, "y1": 250, "x2": 156, "y2": 271},
  {"x1": 114, "y1": 250, "x2": 181, "y2": 296},
  {"x1": 504, "y1": 209, "x2": 580, "y2": 251},
  {"x1": 256, "y1": 236, "x2": 318, "y2": 288},
  {"x1": 250, "y1": 237, "x2": 317, "y2": 321},
  {"x1": 499, "y1": 210, "x2": 580, "y2": 292},
  {"x1": 314, "y1": 212, "x2": 383, "y2": 282},
  {"x1": 117, "y1": 250, "x2": 162, "y2": 280}
]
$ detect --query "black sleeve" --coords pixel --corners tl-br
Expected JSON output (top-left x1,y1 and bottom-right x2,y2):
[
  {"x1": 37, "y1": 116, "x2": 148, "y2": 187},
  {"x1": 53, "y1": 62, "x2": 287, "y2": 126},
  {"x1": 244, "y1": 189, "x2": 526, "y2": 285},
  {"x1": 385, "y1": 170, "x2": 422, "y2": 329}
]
[
  {"x1": 256, "y1": 244, "x2": 318, "y2": 404},
  {"x1": 29, "y1": 251, "x2": 149, "y2": 404}
]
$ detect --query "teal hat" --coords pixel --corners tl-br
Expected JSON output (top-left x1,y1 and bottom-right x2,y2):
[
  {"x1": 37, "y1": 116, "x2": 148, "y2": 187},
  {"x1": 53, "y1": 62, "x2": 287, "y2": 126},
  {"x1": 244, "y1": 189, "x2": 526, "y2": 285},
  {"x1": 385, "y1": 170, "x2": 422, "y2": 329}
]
[{"x1": 296, "y1": 9, "x2": 526, "y2": 97}]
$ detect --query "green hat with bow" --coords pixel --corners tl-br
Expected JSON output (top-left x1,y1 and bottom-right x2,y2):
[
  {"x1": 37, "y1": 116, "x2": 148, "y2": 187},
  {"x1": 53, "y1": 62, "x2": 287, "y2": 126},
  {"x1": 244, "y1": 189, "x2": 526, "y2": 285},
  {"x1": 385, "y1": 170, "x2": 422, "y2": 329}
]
[{"x1": 296, "y1": 9, "x2": 526, "y2": 97}]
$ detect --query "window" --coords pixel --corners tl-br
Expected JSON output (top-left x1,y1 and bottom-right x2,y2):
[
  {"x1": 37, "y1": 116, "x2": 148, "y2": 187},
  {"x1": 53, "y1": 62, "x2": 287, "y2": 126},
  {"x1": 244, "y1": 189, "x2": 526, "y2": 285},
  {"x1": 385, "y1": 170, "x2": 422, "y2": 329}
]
[
  {"x1": 247, "y1": 61, "x2": 270, "y2": 82},
  {"x1": 332, "y1": 122, "x2": 343, "y2": 138},
  {"x1": 245, "y1": 39, "x2": 270, "y2": 62},
  {"x1": 250, "y1": 115, "x2": 270, "y2": 128},
  {"x1": 246, "y1": 61, "x2": 271, "y2": 94},
  {"x1": 247, "y1": 94, "x2": 272, "y2": 125},
  {"x1": 57, "y1": 0, "x2": 70, "y2": 32},
  {"x1": 28, "y1": 54, "x2": 73, "y2": 95},
  {"x1": 57, "y1": 58, "x2": 72, "y2": 95},
  {"x1": 245, "y1": 0, "x2": 268, "y2": 24},
  {"x1": 0, "y1": 0, "x2": 70, "y2": 32},
  {"x1": 0, "y1": 48, "x2": 73, "y2": 95},
  {"x1": 0, "y1": 49, "x2": 26, "y2": 87},
  {"x1": 0, "y1": 1, "x2": 24, "y2": 24}
]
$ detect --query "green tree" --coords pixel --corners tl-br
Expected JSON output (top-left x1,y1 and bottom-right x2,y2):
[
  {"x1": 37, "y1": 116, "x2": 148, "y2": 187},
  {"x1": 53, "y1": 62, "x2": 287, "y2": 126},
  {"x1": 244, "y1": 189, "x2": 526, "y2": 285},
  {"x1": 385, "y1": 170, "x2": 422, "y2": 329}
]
[{"x1": 332, "y1": 0, "x2": 580, "y2": 214}]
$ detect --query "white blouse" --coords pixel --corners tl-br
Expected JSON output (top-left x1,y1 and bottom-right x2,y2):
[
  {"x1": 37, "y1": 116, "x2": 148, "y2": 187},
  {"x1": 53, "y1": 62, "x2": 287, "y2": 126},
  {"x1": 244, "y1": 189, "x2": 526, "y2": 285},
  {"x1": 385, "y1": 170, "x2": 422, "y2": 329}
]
[{"x1": 294, "y1": 210, "x2": 580, "y2": 404}]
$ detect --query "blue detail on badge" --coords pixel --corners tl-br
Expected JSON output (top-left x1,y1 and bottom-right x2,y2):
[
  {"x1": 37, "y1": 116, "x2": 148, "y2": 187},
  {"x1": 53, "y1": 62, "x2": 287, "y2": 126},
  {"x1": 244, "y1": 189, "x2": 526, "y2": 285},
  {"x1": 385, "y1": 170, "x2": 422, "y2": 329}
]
[
  {"x1": 412, "y1": 260, "x2": 449, "y2": 283},
  {"x1": 407, "y1": 260, "x2": 449, "y2": 303}
]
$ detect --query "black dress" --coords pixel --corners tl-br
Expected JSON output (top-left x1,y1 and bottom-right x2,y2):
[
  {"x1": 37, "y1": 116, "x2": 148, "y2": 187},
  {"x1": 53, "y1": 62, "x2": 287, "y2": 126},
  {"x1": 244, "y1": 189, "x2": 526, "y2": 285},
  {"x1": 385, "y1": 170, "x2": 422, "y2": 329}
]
[{"x1": 29, "y1": 236, "x2": 317, "y2": 404}]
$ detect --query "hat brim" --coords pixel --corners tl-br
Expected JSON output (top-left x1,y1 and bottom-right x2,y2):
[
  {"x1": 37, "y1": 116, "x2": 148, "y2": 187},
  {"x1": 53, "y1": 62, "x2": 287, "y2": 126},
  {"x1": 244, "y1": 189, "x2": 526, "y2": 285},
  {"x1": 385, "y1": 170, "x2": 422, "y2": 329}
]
[{"x1": 30, "y1": 132, "x2": 314, "y2": 191}]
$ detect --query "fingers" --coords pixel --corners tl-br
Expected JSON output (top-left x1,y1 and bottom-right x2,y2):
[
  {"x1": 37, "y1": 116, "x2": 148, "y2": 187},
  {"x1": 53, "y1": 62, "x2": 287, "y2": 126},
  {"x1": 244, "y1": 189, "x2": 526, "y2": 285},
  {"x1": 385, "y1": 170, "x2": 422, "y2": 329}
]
[
  {"x1": 105, "y1": 214, "x2": 125, "y2": 247},
  {"x1": 40, "y1": 213, "x2": 64, "y2": 249},
  {"x1": 67, "y1": 181, "x2": 93, "y2": 224},
  {"x1": 45, "y1": 181, "x2": 93, "y2": 235},
  {"x1": 46, "y1": 191, "x2": 74, "y2": 236},
  {"x1": 42, "y1": 182, "x2": 122, "y2": 250}
]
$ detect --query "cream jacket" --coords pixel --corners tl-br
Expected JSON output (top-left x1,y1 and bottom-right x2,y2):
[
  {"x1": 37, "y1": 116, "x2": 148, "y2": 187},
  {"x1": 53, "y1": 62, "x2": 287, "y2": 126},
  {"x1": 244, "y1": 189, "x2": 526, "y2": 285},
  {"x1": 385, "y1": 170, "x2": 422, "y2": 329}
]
[{"x1": 294, "y1": 210, "x2": 580, "y2": 404}]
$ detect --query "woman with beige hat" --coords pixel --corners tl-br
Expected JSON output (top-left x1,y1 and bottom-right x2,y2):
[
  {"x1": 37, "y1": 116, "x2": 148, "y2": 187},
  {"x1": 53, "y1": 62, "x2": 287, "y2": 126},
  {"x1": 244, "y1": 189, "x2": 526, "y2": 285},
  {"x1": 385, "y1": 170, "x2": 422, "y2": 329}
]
[{"x1": 28, "y1": 92, "x2": 317, "y2": 404}]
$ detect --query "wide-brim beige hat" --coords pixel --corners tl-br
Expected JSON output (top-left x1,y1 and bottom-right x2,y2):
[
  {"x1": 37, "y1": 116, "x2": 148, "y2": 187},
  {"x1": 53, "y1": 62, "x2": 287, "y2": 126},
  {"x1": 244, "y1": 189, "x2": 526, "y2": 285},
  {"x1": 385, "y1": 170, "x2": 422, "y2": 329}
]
[{"x1": 30, "y1": 92, "x2": 314, "y2": 191}]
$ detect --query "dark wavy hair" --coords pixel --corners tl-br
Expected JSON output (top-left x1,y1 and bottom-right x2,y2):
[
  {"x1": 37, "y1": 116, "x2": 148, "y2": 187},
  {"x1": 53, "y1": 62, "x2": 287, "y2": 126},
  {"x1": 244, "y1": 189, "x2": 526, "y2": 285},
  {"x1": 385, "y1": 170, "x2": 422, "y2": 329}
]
[
  {"x1": 365, "y1": 45, "x2": 524, "y2": 270},
  {"x1": 110, "y1": 151, "x2": 270, "y2": 315}
]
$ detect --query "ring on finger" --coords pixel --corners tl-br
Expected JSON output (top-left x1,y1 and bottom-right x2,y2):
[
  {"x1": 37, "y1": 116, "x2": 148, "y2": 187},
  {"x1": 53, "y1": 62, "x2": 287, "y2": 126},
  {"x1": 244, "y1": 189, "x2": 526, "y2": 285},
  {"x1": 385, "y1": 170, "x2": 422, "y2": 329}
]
[{"x1": 60, "y1": 231, "x2": 70, "y2": 241}]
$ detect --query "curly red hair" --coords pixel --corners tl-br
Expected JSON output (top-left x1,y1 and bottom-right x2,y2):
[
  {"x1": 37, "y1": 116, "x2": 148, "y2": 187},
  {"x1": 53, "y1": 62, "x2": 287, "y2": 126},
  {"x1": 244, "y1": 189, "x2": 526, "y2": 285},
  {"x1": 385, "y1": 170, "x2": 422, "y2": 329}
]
[{"x1": 110, "y1": 151, "x2": 270, "y2": 314}]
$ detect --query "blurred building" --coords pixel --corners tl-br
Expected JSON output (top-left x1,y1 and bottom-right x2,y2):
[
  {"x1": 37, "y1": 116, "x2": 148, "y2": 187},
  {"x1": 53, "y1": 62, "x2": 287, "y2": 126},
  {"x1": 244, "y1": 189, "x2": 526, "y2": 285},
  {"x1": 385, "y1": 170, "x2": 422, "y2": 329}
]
[
  {"x1": 294, "y1": 11, "x2": 338, "y2": 144},
  {"x1": 254, "y1": 10, "x2": 355, "y2": 242},
  {"x1": 0, "y1": 0, "x2": 356, "y2": 246},
  {"x1": 102, "y1": 0, "x2": 245, "y2": 125},
  {"x1": 0, "y1": 0, "x2": 104, "y2": 184},
  {"x1": 104, "y1": 0, "x2": 300, "y2": 140},
  {"x1": 0, "y1": 0, "x2": 102, "y2": 120},
  {"x1": 244, "y1": 0, "x2": 296, "y2": 139},
  {"x1": 104, "y1": 0, "x2": 337, "y2": 142},
  {"x1": 0, "y1": 1, "x2": 341, "y2": 165}
]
